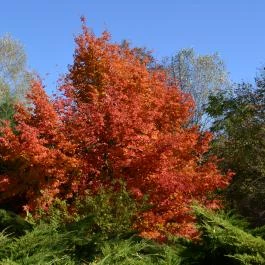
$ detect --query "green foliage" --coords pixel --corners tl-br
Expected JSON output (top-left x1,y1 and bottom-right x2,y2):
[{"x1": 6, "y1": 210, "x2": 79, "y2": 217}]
[
  {"x1": 0, "y1": 226, "x2": 183, "y2": 265},
  {"x1": 34, "y1": 184, "x2": 142, "y2": 239},
  {"x1": 0, "y1": 94, "x2": 15, "y2": 126},
  {"x1": 206, "y1": 71, "x2": 265, "y2": 225},
  {"x1": 65, "y1": 185, "x2": 142, "y2": 263},
  {"x1": 91, "y1": 238, "x2": 182, "y2": 265},
  {"x1": 0, "y1": 209, "x2": 32, "y2": 236},
  {"x1": 29, "y1": 198, "x2": 78, "y2": 229},
  {"x1": 250, "y1": 225, "x2": 265, "y2": 240},
  {"x1": 89, "y1": 205, "x2": 265, "y2": 265},
  {"x1": 74, "y1": 185, "x2": 142, "y2": 239},
  {"x1": 0, "y1": 225, "x2": 76, "y2": 265},
  {"x1": 0, "y1": 208, "x2": 183, "y2": 264},
  {"x1": 2, "y1": 204, "x2": 265, "y2": 264},
  {"x1": 22, "y1": 185, "x2": 145, "y2": 263},
  {"x1": 190, "y1": 205, "x2": 265, "y2": 265}
]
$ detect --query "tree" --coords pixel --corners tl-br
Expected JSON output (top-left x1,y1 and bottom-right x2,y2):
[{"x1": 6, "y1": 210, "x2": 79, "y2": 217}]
[
  {"x1": 206, "y1": 71, "x2": 265, "y2": 225},
  {"x1": 0, "y1": 35, "x2": 32, "y2": 123},
  {"x1": 0, "y1": 22, "x2": 231, "y2": 240},
  {"x1": 164, "y1": 48, "x2": 231, "y2": 129}
]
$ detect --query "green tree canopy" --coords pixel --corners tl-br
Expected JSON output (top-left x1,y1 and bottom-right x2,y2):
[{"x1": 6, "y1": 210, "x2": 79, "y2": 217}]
[{"x1": 206, "y1": 69, "x2": 265, "y2": 225}]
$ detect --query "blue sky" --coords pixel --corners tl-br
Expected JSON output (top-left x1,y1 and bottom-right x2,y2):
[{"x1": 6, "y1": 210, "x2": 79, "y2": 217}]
[{"x1": 1, "y1": 0, "x2": 264, "y2": 93}]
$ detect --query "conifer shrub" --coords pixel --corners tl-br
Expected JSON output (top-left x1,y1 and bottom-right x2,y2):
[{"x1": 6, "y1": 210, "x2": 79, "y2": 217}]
[{"x1": 186, "y1": 205, "x2": 265, "y2": 265}]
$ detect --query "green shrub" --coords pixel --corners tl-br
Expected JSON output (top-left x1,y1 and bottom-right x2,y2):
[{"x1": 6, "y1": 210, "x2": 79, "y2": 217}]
[
  {"x1": 74, "y1": 185, "x2": 142, "y2": 239},
  {"x1": 0, "y1": 224, "x2": 75, "y2": 264},
  {"x1": 189, "y1": 205, "x2": 265, "y2": 265},
  {"x1": 2, "y1": 192, "x2": 265, "y2": 264},
  {"x1": 0, "y1": 209, "x2": 32, "y2": 236},
  {"x1": 90, "y1": 237, "x2": 183, "y2": 265}
]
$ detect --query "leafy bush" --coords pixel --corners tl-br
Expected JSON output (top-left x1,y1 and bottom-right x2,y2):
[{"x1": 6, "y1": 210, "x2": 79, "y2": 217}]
[
  {"x1": 33, "y1": 184, "x2": 141, "y2": 239},
  {"x1": 1, "y1": 205, "x2": 265, "y2": 264},
  {"x1": 188, "y1": 205, "x2": 265, "y2": 265},
  {"x1": 0, "y1": 224, "x2": 75, "y2": 265},
  {"x1": 0, "y1": 209, "x2": 32, "y2": 236},
  {"x1": 90, "y1": 238, "x2": 182, "y2": 265},
  {"x1": 74, "y1": 184, "x2": 143, "y2": 239}
]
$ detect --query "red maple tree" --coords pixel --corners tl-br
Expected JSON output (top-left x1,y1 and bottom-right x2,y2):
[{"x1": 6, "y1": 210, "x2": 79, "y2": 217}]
[{"x1": 0, "y1": 22, "x2": 231, "y2": 239}]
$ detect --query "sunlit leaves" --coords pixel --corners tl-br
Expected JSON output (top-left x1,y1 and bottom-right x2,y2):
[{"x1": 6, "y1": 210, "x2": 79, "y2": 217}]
[{"x1": 0, "y1": 23, "x2": 231, "y2": 240}]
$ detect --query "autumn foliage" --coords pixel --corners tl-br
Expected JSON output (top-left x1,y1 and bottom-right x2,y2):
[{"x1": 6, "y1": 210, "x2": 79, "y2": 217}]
[{"x1": 0, "y1": 22, "x2": 231, "y2": 240}]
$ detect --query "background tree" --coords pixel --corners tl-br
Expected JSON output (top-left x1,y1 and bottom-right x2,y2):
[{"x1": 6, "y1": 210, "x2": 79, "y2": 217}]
[
  {"x1": 0, "y1": 35, "x2": 32, "y2": 123},
  {"x1": 164, "y1": 48, "x2": 231, "y2": 129},
  {"x1": 206, "y1": 69, "x2": 265, "y2": 225}
]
